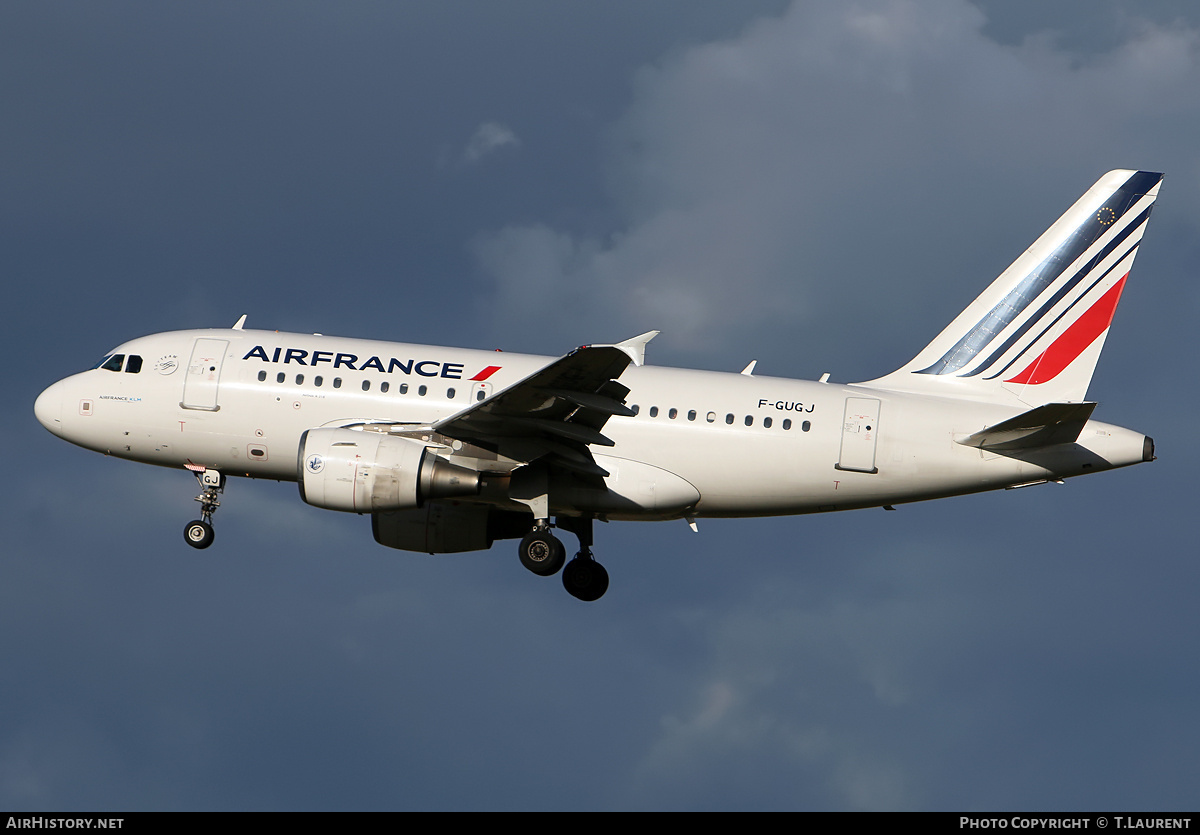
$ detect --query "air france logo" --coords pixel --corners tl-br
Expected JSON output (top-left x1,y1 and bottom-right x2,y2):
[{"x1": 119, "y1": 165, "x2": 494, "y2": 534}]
[
  {"x1": 242, "y1": 345, "x2": 502, "y2": 381},
  {"x1": 305, "y1": 454, "x2": 324, "y2": 474}
]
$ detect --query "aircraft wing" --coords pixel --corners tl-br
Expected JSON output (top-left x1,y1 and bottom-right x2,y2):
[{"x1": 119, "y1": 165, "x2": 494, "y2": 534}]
[{"x1": 432, "y1": 332, "x2": 658, "y2": 478}]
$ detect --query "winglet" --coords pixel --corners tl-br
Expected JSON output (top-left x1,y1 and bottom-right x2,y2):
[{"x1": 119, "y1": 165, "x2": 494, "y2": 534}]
[
  {"x1": 608, "y1": 331, "x2": 659, "y2": 367},
  {"x1": 232, "y1": 314, "x2": 247, "y2": 330}
]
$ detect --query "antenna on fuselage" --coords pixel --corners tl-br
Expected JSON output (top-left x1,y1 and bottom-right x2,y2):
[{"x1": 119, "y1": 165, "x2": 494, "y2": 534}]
[{"x1": 232, "y1": 314, "x2": 247, "y2": 330}]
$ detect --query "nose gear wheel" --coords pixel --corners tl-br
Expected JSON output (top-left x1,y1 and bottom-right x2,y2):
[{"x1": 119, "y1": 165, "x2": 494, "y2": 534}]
[{"x1": 184, "y1": 520, "x2": 214, "y2": 549}]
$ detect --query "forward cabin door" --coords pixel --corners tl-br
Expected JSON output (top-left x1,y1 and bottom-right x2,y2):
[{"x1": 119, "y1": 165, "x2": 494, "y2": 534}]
[
  {"x1": 182, "y1": 338, "x2": 229, "y2": 411},
  {"x1": 836, "y1": 397, "x2": 880, "y2": 474}
]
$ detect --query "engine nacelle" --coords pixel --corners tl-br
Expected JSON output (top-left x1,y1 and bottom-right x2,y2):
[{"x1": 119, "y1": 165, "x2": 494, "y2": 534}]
[
  {"x1": 372, "y1": 503, "x2": 530, "y2": 554},
  {"x1": 298, "y1": 427, "x2": 481, "y2": 513}
]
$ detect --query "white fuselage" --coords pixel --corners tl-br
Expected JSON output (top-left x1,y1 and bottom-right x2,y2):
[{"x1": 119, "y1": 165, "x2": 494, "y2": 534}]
[{"x1": 34, "y1": 328, "x2": 1150, "y2": 521}]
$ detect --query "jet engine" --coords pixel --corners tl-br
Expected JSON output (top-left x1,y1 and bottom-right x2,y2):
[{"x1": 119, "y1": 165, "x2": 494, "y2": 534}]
[{"x1": 298, "y1": 427, "x2": 481, "y2": 512}]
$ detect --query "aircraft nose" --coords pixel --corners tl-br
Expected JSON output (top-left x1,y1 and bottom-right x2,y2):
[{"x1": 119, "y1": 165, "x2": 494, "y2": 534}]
[{"x1": 34, "y1": 380, "x2": 65, "y2": 437}]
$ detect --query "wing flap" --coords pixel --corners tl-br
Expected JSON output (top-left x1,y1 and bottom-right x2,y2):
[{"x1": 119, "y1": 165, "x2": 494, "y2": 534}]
[
  {"x1": 432, "y1": 335, "x2": 654, "y2": 474},
  {"x1": 465, "y1": 414, "x2": 616, "y2": 447},
  {"x1": 536, "y1": 387, "x2": 636, "y2": 417}
]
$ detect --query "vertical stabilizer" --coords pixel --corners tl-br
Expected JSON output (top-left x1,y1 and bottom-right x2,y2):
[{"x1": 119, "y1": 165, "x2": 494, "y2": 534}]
[{"x1": 863, "y1": 170, "x2": 1162, "y2": 405}]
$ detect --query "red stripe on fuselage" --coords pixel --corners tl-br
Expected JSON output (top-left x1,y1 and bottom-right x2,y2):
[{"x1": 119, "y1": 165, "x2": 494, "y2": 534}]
[
  {"x1": 1005, "y1": 274, "x2": 1127, "y2": 386},
  {"x1": 470, "y1": 365, "x2": 502, "y2": 381}
]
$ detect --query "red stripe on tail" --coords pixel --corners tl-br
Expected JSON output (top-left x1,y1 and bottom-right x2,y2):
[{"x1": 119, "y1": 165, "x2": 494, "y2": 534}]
[{"x1": 1005, "y1": 275, "x2": 1127, "y2": 386}]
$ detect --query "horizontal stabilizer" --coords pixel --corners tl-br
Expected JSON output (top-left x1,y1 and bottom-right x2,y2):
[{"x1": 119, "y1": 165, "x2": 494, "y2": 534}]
[{"x1": 957, "y1": 402, "x2": 1097, "y2": 451}]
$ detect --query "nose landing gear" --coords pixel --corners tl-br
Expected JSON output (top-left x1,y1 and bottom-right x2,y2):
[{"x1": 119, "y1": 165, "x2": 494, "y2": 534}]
[{"x1": 183, "y1": 468, "x2": 223, "y2": 550}]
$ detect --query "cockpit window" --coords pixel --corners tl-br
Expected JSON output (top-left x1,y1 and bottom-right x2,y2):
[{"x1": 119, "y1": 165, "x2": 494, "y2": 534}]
[
  {"x1": 98, "y1": 354, "x2": 125, "y2": 372},
  {"x1": 124, "y1": 355, "x2": 143, "y2": 373}
]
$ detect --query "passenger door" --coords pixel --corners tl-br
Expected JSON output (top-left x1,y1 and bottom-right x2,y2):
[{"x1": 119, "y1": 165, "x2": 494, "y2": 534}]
[
  {"x1": 181, "y1": 338, "x2": 229, "y2": 411},
  {"x1": 836, "y1": 397, "x2": 880, "y2": 474}
]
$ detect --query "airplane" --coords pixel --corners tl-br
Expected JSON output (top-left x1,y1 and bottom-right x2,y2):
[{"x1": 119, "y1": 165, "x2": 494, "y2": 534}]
[{"x1": 34, "y1": 169, "x2": 1161, "y2": 601}]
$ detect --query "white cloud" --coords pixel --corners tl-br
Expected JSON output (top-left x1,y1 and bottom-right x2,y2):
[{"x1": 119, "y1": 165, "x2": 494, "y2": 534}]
[
  {"x1": 471, "y1": 0, "x2": 1200, "y2": 376},
  {"x1": 463, "y1": 121, "x2": 521, "y2": 164}
]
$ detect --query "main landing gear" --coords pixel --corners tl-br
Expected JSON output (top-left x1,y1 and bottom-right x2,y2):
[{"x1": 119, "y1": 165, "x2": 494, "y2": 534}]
[
  {"x1": 183, "y1": 468, "x2": 224, "y2": 549},
  {"x1": 518, "y1": 516, "x2": 609, "y2": 602}
]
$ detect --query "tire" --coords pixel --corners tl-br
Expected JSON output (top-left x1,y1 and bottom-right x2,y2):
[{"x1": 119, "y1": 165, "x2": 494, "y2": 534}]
[
  {"x1": 184, "y1": 520, "x2": 214, "y2": 549},
  {"x1": 562, "y1": 558, "x2": 609, "y2": 602},
  {"x1": 519, "y1": 530, "x2": 565, "y2": 576}
]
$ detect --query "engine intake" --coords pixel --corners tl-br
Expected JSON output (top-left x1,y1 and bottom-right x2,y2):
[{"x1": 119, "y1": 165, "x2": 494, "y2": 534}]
[{"x1": 298, "y1": 427, "x2": 481, "y2": 513}]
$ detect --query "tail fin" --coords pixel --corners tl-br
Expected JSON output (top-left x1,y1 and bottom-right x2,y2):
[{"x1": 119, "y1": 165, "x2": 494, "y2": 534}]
[{"x1": 864, "y1": 170, "x2": 1162, "y2": 405}]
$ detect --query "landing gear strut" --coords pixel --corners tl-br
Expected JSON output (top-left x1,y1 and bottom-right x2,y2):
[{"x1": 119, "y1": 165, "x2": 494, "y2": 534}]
[{"x1": 183, "y1": 468, "x2": 223, "y2": 550}]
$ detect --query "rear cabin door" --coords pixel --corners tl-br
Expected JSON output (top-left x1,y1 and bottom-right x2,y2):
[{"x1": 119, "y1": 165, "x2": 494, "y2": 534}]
[
  {"x1": 836, "y1": 397, "x2": 880, "y2": 474},
  {"x1": 182, "y1": 338, "x2": 229, "y2": 411}
]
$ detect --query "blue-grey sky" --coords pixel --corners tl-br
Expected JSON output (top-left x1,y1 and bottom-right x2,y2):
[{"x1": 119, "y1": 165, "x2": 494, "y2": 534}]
[{"x1": 4, "y1": 0, "x2": 1199, "y2": 810}]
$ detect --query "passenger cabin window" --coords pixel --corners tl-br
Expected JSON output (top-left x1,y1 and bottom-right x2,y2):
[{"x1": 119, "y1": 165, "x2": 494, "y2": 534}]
[
  {"x1": 783, "y1": 419, "x2": 792, "y2": 430},
  {"x1": 333, "y1": 378, "x2": 342, "y2": 389},
  {"x1": 257, "y1": 370, "x2": 267, "y2": 382},
  {"x1": 649, "y1": 406, "x2": 659, "y2": 417},
  {"x1": 418, "y1": 385, "x2": 427, "y2": 396},
  {"x1": 380, "y1": 382, "x2": 389, "y2": 393},
  {"x1": 399, "y1": 383, "x2": 409, "y2": 394},
  {"x1": 314, "y1": 376, "x2": 323, "y2": 387},
  {"x1": 124, "y1": 355, "x2": 142, "y2": 373},
  {"x1": 362, "y1": 380, "x2": 371, "y2": 391},
  {"x1": 276, "y1": 372, "x2": 285, "y2": 383},
  {"x1": 447, "y1": 388, "x2": 456, "y2": 399}
]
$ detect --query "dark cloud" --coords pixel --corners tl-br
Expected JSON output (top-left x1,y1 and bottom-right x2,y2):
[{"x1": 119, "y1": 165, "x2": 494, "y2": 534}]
[{"x1": 473, "y1": 0, "x2": 1200, "y2": 378}]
